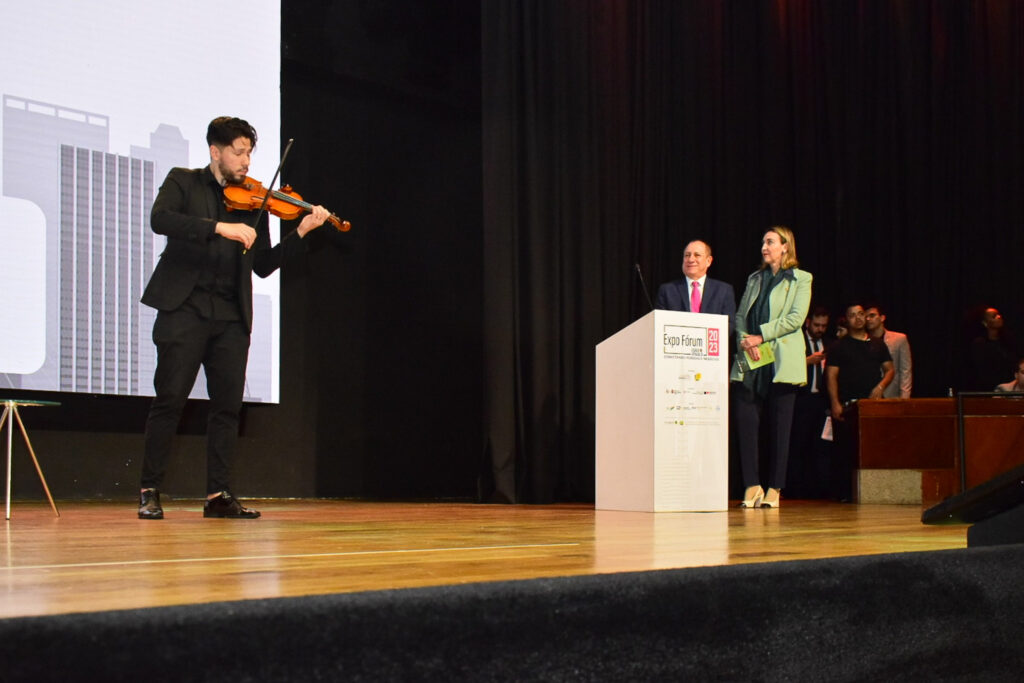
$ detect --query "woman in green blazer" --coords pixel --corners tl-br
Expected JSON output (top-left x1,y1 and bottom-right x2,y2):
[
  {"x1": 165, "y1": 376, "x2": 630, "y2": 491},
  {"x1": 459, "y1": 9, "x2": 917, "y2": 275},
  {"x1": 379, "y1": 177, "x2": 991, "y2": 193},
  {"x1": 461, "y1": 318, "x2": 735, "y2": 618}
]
[{"x1": 730, "y1": 226, "x2": 812, "y2": 508}]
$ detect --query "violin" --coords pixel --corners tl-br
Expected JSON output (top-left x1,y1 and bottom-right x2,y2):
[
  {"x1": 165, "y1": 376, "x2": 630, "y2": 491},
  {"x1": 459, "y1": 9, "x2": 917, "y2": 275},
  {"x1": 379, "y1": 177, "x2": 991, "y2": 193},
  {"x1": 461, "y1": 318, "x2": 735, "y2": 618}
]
[{"x1": 223, "y1": 176, "x2": 351, "y2": 232}]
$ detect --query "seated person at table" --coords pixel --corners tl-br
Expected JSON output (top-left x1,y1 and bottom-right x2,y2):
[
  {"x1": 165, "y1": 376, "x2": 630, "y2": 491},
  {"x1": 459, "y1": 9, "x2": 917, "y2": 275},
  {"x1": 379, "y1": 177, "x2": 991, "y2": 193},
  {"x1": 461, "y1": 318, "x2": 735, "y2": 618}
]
[{"x1": 995, "y1": 358, "x2": 1024, "y2": 393}]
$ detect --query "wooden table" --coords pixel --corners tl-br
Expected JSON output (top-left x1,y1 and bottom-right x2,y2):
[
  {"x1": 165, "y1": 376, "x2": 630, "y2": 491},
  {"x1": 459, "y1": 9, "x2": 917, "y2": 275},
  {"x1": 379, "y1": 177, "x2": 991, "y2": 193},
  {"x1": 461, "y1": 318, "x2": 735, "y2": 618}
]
[{"x1": 851, "y1": 397, "x2": 1024, "y2": 504}]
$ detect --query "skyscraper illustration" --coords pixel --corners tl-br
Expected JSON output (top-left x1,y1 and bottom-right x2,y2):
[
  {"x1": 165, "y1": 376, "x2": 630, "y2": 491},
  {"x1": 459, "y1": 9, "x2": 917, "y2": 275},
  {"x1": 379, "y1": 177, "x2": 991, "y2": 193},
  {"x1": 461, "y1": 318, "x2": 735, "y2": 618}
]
[{"x1": 2, "y1": 95, "x2": 274, "y2": 401}]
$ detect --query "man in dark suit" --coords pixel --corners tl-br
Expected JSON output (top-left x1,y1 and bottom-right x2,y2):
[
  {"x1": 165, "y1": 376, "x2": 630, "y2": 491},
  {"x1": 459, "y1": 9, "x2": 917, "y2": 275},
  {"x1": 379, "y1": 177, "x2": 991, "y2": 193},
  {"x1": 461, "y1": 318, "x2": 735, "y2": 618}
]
[
  {"x1": 138, "y1": 116, "x2": 330, "y2": 520},
  {"x1": 786, "y1": 305, "x2": 833, "y2": 498},
  {"x1": 654, "y1": 239, "x2": 736, "y2": 331}
]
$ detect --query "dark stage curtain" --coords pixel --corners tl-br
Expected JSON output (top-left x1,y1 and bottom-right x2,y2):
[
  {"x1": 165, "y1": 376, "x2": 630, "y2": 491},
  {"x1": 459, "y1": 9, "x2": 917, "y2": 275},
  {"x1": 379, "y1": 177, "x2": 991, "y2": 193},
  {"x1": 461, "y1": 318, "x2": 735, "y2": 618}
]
[{"x1": 481, "y1": 1, "x2": 1024, "y2": 503}]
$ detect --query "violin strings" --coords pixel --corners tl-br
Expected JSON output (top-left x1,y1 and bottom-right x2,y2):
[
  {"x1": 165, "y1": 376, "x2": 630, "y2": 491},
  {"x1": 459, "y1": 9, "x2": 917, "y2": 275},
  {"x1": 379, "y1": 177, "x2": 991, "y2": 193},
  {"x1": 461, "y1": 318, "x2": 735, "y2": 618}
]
[
  {"x1": 241, "y1": 186, "x2": 340, "y2": 223},
  {"x1": 271, "y1": 189, "x2": 312, "y2": 210}
]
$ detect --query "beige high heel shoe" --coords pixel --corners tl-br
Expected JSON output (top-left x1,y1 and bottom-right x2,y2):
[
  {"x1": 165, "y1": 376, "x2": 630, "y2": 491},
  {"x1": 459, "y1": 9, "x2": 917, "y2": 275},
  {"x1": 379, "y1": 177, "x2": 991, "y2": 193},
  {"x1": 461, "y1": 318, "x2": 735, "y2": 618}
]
[
  {"x1": 740, "y1": 485, "x2": 764, "y2": 508},
  {"x1": 761, "y1": 487, "x2": 781, "y2": 508}
]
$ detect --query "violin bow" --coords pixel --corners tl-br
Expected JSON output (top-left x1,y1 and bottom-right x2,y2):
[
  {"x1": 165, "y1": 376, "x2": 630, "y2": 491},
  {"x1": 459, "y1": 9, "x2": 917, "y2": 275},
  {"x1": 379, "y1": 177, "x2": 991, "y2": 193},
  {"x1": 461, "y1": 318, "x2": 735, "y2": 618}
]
[{"x1": 244, "y1": 138, "x2": 294, "y2": 254}]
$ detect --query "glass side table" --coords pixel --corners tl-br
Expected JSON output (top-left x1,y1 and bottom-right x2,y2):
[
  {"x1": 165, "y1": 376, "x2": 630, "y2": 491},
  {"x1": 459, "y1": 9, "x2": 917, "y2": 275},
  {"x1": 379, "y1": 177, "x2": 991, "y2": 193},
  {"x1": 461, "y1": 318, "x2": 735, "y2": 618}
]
[{"x1": 1, "y1": 399, "x2": 61, "y2": 520}]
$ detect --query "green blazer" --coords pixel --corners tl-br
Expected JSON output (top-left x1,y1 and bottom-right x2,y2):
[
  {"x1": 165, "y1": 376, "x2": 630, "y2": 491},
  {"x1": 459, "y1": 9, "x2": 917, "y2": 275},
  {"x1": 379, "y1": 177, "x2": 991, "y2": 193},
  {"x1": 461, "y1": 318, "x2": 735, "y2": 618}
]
[{"x1": 730, "y1": 267, "x2": 813, "y2": 385}]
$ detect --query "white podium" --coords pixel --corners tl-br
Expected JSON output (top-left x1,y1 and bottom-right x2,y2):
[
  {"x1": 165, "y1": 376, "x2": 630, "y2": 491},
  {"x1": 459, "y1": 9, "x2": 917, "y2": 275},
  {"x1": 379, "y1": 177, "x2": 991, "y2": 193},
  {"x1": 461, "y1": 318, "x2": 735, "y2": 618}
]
[{"x1": 595, "y1": 309, "x2": 730, "y2": 512}]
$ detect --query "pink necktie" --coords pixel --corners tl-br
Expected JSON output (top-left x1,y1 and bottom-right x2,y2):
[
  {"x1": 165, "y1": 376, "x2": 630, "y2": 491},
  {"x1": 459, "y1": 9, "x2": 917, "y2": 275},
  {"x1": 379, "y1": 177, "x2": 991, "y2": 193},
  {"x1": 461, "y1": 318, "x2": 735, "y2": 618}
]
[{"x1": 690, "y1": 281, "x2": 701, "y2": 313}]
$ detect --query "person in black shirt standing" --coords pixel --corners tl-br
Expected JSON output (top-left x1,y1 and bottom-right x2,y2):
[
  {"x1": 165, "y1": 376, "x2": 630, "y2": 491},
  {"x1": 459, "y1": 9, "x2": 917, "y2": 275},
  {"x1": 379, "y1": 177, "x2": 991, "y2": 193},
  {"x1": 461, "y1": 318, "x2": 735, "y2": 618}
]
[
  {"x1": 824, "y1": 303, "x2": 893, "y2": 501},
  {"x1": 827, "y1": 304, "x2": 894, "y2": 416},
  {"x1": 138, "y1": 116, "x2": 329, "y2": 520}
]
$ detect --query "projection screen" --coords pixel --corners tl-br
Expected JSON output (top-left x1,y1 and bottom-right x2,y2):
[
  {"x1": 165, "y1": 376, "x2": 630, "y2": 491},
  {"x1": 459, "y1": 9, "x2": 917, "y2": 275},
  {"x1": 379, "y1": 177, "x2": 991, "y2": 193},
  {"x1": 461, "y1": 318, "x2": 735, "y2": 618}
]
[{"x1": 0, "y1": 0, "x2": 282, "y2": 403}]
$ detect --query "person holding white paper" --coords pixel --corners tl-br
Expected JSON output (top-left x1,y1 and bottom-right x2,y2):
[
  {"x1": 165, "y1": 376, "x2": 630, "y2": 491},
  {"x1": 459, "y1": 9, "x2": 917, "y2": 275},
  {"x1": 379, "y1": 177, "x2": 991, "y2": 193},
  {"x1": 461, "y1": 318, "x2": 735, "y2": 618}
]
[
  {"x1": 730, "y1": 227, "x2": 812, "y2": 509},
  {"x1": 824, "y1": 303, "x2": 893, "y2": 502}
]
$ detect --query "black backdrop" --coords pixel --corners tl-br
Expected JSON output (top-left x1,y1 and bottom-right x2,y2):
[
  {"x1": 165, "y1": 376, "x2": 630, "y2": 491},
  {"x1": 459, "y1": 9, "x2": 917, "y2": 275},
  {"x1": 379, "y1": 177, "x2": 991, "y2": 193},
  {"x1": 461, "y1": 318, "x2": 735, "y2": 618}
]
[
  {"x1": 275, "y1": 0, "x2": 485, "y2": 498},
  {"x1": 4, "y1": 1, "x2": 1023, "y2": 504},
  {"x1": 481, "y1": 0, "x2": 1024, "y2": 502}
]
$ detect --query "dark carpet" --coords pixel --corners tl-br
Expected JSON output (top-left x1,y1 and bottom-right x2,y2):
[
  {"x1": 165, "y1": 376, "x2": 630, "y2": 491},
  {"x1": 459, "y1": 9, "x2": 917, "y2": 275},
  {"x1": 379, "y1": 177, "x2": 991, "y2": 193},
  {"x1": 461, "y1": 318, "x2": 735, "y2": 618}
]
[{"x1": 2, "y1": 544, "x2": 1023, "y2": 681}]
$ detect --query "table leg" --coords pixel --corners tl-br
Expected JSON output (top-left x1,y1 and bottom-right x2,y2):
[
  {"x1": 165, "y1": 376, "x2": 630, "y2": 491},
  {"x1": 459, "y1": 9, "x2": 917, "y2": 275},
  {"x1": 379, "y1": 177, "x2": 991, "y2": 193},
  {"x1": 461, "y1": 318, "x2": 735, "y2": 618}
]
[
  {"x1": 3, "y1": 403, "x2": 12, "y2": 521},
  {"x1": 12, "y1": 406, "x2": 60, "y2": 518}
]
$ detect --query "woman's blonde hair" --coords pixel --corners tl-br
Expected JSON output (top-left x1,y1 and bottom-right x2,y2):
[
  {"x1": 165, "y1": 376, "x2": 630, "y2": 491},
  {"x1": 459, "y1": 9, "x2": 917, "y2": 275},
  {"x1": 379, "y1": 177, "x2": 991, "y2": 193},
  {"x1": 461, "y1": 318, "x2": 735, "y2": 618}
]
[{"x1": 762, "y1": 225, "x2": 799, "y2": 270}]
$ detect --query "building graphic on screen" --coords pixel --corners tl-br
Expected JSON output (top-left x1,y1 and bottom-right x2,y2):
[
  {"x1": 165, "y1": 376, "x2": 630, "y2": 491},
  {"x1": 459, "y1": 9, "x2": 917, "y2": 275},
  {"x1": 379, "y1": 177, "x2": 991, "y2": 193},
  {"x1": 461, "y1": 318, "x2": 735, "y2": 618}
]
[{"x1": 1, "y1": 95, "x2": 272, "y2": 402}]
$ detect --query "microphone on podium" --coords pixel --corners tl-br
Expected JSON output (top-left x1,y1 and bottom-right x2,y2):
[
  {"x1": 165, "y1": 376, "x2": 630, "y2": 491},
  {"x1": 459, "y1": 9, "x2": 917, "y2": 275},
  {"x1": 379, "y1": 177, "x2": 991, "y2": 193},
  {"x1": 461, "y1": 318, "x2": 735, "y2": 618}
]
[{"x1": 634, "y1": 263, "x2": 654, "y2": 311}]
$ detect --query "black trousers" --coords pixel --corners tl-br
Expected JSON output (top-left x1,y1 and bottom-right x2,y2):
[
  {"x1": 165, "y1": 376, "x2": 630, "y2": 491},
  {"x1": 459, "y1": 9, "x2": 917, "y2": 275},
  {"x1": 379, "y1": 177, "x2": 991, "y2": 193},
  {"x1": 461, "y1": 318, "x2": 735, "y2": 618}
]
[
  {"x1": 786, "y1": 390, "x2": 833, "y2": 498},
  {"x1": 732, "y1": 381, "x2": 798, "y2": 490},
  {"x1": 830, "y1": 418, "x2": 857, "y2": 502},
  {"x1": 140, "y1": 308, "x2": 250, "y2": 494}
]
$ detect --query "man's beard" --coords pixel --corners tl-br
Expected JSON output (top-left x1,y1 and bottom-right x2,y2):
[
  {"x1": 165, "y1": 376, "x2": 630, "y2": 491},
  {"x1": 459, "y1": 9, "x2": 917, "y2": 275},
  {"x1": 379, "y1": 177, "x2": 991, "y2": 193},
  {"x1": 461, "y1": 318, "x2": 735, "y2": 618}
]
[{"x1": 217, "y1": 161, "x2": 247, "y2": 185}]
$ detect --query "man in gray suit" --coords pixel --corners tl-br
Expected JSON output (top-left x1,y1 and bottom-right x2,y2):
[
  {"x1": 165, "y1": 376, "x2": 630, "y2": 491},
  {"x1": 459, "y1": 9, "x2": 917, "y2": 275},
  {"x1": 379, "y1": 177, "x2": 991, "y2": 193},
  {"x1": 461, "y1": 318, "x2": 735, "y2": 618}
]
[
  {"x1": 655, "y1": 240, "x2": 736, "y2": 331},
  {"x1": 865, "y1": 304, "x2": 912, "y2": 398}
]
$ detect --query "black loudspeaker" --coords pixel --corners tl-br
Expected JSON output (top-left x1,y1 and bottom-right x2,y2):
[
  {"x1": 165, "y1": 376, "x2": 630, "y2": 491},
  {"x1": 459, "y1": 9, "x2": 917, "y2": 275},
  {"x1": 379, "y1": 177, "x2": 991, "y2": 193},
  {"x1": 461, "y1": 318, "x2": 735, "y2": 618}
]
[{"x1": 922, "y1": 462, "x2": 1024, "y2": 547}]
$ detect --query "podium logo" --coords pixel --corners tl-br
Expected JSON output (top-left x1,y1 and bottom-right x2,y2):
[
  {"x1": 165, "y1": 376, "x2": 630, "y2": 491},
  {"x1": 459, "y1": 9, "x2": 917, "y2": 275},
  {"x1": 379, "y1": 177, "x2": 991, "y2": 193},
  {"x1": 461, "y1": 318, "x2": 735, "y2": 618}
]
[{"x1": 663, "y1": 324, "x2": 718, "y2": 358}]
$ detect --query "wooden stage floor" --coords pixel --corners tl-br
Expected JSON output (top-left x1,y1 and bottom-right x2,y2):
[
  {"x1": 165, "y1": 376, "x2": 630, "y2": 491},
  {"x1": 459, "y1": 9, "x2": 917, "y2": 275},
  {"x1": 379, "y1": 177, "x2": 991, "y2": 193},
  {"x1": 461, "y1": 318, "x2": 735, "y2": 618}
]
[{"x1": 0, "y1": 499, "x2": 967, "y2": 620}]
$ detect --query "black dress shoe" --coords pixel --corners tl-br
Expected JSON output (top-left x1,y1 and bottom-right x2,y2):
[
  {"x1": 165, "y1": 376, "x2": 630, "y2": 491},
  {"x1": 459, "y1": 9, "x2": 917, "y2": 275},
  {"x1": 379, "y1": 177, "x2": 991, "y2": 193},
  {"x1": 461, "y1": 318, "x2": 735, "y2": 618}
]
[
  {"x1": 138, "y1": 489, "x2": 164, "y2": 520},
  {"x1": 203, "y1": 491, "x2": 260, "y2": 519}
]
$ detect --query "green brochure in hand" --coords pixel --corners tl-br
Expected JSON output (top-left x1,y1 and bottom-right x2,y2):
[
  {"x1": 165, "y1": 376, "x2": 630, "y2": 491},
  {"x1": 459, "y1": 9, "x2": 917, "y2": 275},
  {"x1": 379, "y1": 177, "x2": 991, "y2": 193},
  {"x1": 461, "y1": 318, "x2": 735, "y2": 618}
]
[{"x1": 744, "y1": 342, "x2": 775, "y2": 369}]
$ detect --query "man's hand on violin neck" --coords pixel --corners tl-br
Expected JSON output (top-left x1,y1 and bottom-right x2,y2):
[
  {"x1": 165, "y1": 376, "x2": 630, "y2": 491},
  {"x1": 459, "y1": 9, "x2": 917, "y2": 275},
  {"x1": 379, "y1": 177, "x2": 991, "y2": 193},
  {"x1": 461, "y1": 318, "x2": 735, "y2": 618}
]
[
  {"x1": 216, "y1": 221, "x2": 257, "y2": 250},
  {"x1": 296, "y1": 205, "x2": 330, "y2": 238}
]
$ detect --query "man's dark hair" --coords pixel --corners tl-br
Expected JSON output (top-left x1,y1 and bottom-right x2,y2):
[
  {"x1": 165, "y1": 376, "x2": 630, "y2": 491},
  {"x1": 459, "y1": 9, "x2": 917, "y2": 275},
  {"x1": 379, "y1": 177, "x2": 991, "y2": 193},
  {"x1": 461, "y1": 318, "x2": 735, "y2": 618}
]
[
  {"x1": 864, "y1": 302, "x2": 886, "y2": 316},
  {"x1": 808, "y1": 305, "x2": 830, "y2": 320},
  {"x1": 207, "y1": 116, "x2": 257, "y2": 149},
  {"x1": 845, "y1": 301, "x2": 864, "y2": 314}
]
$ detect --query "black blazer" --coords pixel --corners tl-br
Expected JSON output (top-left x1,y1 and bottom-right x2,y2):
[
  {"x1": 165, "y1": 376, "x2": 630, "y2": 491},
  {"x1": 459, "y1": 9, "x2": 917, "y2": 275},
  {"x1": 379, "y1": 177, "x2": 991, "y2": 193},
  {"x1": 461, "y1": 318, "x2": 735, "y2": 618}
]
[
  {"x1": 654, "y1": 276, "x2": 736, "y2": 332},
  {"x1": 802, "y1": 330, "x2": 835, "y2": 393},
  {"x1": 141, "y1": 167, "x2": 306, "y2": 331}
]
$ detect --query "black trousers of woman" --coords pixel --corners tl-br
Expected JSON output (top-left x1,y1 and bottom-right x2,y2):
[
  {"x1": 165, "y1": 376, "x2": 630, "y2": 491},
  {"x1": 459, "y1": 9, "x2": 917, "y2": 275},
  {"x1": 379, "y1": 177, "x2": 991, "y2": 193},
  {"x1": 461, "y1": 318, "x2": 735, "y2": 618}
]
[{"x1": 732, "y1": 381, "x2": 799, "y2": 490}]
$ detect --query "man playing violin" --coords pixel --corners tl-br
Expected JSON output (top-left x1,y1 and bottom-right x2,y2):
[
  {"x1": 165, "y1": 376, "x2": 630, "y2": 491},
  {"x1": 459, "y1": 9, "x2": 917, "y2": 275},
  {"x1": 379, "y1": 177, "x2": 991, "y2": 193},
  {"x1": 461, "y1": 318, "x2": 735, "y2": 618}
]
[{"x1": 137, "y1": 116, "x2": 329, "y2": 520}]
